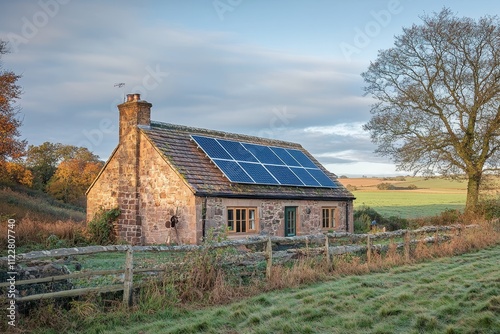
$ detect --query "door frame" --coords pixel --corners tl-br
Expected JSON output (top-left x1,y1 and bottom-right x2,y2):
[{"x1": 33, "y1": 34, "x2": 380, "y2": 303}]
[{"x1": 284, "y1": 206, "x2": 297, "y2": 237}]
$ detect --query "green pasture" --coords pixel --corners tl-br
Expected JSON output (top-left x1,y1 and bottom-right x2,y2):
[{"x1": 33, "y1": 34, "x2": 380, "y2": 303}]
[{"x1": 352, "y1": 191, "x2": 466, "y2": 219}]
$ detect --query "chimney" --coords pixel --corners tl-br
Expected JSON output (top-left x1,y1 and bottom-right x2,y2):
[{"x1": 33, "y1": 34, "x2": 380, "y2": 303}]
[
  {"x1": 117, "y1": 93, "x2": 152, "y2": 140},
  {"x1": 115, "y1": 93, "x2": 152, "y2": 245}
]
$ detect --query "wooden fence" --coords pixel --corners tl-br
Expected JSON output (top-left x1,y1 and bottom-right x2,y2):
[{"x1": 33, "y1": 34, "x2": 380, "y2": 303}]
[{"x1": 0, "y1": 224, "x2": 474, "y2": 306}]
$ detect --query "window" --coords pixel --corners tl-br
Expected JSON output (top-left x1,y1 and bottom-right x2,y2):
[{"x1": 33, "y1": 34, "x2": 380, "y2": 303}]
[
  {"x1": 227, "y1": 208, "x2": 257, "y2": 233},
  {"x1": 322, "y1": 208, "x2": 336, "y2": 229}
]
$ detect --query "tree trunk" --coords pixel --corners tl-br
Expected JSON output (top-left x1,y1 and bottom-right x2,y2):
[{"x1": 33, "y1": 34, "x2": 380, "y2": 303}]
[{"x1": 465, "y1": 172, "x2": 481, "y2": 214}]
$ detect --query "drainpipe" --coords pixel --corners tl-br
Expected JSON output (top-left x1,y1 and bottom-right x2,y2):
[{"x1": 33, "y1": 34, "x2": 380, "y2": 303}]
[
  {"x1": 345, "y1": 201, "x2": 349, "y2": 232},
  {"x1": 202, "y1": 196, "x2": 207, "y2": 240}
]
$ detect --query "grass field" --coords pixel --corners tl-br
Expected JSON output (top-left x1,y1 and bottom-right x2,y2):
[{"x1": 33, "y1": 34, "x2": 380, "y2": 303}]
[
  {"x1": 0, "y1": 185, "x2": 85, "y2": 222},
  {"x1": 66, "y1": 245, "x2": 500, "y2": 334},
  {"x1": 338, "y1": 177, "x2": 468, "y2": 218},
  {"x1": 352, "y1": 191, "x2": 466, "y2": 219}
]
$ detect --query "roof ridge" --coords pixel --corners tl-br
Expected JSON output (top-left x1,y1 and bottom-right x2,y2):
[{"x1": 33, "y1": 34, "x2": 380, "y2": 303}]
[{"x1": 150, "y1": 120, "x2": 302, "y2": 148}]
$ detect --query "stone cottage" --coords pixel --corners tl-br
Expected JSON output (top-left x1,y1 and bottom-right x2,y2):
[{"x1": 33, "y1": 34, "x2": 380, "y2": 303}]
[{"x1": 86, "y1": 94, "x2": 355, "y2": 245}]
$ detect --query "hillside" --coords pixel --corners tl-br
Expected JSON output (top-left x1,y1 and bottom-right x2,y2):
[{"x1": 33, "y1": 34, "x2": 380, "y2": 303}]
[{"x1": 0, "y1": 185, "x2": 86, "y2": 222}]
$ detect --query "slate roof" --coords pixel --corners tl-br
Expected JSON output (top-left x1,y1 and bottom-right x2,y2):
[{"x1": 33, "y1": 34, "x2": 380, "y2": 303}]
[{"x1": 140, "y1": 121, "x2": 355, "y2": 201}]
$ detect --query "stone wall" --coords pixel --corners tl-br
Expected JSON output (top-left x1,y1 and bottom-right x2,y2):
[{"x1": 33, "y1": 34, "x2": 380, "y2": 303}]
[
  {"x1": 204, "y1": 197, "x2": 226, "y2": 232},
  {"x1": 86, "y1": 154, "x2": 119, "y2": 222},
  {"x1": 86, "y1": 142, "x2": 144, "y2": 244},
  {"x1": 138, "y1": 136, "x2": 198, "y2": 245}
]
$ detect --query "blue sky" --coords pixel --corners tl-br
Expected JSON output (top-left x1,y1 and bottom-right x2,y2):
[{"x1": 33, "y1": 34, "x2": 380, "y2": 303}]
[{"x1": 1, "y1": 0, "x2": 498, "y2": 176}]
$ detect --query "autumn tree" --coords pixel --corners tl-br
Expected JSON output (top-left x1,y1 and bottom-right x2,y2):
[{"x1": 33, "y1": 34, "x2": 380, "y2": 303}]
[
  {"x1": 0, "y1": 161, "x2": 33, "y2": 186},
  {"x1": 362, "y1": 8, "x2": 500, "y2": 213},
  {"x1": 46, "y1": 146, "x2": 103, "y2": 206},
  {"x1": 25, "y1": 142, "x2": 64, "y2": 190},
  {"x1": 0, "y1": 40, "x2": 24, "y2": 162}
]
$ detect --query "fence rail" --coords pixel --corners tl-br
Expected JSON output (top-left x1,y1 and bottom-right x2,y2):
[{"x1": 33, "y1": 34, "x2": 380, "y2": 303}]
[{"x1": 0, "y1": 224, "x2": 475, "y2": 306}]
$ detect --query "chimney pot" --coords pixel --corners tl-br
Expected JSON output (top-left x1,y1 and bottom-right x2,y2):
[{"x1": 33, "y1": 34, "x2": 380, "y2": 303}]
[
  {"x1": 133, "y1": 93, "x2": 141, "y2": 101},
  {"x1": 126, "y1": 94, "x2": 134, "y2": 102}
]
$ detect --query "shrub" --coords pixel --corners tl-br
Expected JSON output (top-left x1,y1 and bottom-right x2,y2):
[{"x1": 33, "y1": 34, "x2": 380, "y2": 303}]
[
  {"x1": 353, "y1": 206, "x2": 409, "y2": 232},
  {"x1": 410, "y1": 209, "x2": 464, "y2": 227},
  {"x1": 430, "y1": 209, "x2": 462, "y2": 226},
  {"x1": 353, "y1": 205, "x2": 383, "y2": 233},
  {"x1": 377, "y1": 182, "x2": 396, "y2": 190},
  {"x1": 354, "y1": 219, "x2": 369, "y2": 233},
  {"x1": 407, "y1": 184, "x2": 418, "y2": 190},
  {"x1": 384, "y1": 216, "x2": 409, "y2": 231},
  {"x1": 382, "y1": 176, "x2": 406, "y2": 181},
  {"x1": 477, "y1": 196, "x2": 500, "y2": 220},
  {"x1": 86, "y1": 207, "x2": 120, "y2": 245},
  {"x1": 46, "y1": 234, "x2": 69, "y2": 249},
  {"x1": 346, "y1": 184, "x2": 357, "y2": 191}
]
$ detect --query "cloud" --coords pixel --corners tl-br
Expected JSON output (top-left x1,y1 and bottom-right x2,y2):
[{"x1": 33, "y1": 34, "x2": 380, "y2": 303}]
[
  {"x1": 0, "y1": 1, "x2": 391, "y2": 177},
  {"x1": 304, "y1": 122, "x2": 369, "y2": 138}
]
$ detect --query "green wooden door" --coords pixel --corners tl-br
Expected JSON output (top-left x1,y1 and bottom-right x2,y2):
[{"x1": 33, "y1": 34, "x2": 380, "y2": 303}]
[{"x1": 284, "y1": 207, "x2": 297, "y2": 237}]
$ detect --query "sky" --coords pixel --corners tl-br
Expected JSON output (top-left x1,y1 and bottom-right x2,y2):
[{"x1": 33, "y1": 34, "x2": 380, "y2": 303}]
[{"x1": 0, "y1": 0, "x2": 498, "y2": 177}]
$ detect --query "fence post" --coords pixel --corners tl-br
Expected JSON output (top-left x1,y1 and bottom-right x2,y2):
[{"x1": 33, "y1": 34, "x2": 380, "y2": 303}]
[
  {"x1": 366, "y1": 235, "x2": 371, "y2": 264},
  {"x1": 266, "y1": 237, "x2": 272, "y2": 280},
  {"x1": 404, "y1": 230, "x2": 410, "y2": 262},
  {"x1": 305, "y1": 236, "x2": 309, "y2": 256},
  {"x1": 123, "y1": 247, "x2": 134, "y2": 307},
  {"x1": 325, "y1": 235, "x2": 330, "y2": 266}
]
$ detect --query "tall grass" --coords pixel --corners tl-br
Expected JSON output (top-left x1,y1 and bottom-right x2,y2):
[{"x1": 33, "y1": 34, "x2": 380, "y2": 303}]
[{"x1": 0, "y1": 216, "x2": 87, "y2": 254}]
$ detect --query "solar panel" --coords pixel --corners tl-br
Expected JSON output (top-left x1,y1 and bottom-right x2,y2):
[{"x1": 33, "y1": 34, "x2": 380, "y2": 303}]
[
  {"x1": 191, "y1": 134, "x2": 337, "y2": 188},
  {"x1": 239, "y1": 162, "x2": 279, "y2": 184},
  {"x1": 287, "y1": 149, "x2": 318, "y2": 168},
  {"x1": 212, "y1": 159, "x2": 253, "y2": 183},
  {"x1": 218, "y1": 139, "x2": 258, "y2": 162},
  {"x1": 306, "y1": 168, "x2": 337, "y2": 187},
  {"x1": 270, "y1": 147, "x2": 301, "y2": 166},
  {"x1": 264, "y1": 165, "x2": 303, "y2": 186},
  {"x1": 243, "y1": 143, "x2": 284, "y2": 165},
  {"x1": 191, "y1": 135, "x2": 232, "y2": 160},
  {"x1": 289, "y1": 167, "x2": 321, "y2": 186}
]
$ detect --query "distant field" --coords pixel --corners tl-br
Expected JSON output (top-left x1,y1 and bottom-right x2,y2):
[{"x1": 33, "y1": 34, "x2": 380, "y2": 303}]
[
  {"x1": 352, "y1": 191, "x2": 466, "y2": 218},
  {"x1": 338, "y1": 177, "x2": 468, "y2": 218},
  {"x1": 340, "y1": 176, "x2": 468, "y2": 191}
]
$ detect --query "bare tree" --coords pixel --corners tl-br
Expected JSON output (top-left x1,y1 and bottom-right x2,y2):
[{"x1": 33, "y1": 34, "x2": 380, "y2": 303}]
[{"x1": 362, "y1": 8, "x2": 500, "y2": 213}]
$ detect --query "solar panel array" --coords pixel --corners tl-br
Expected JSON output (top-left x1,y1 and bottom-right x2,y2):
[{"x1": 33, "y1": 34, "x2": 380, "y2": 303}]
[{"x1": 191, "y1": 135, "x2": 337, "y2": 188}]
